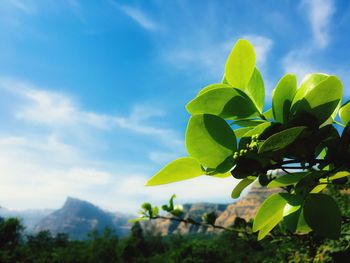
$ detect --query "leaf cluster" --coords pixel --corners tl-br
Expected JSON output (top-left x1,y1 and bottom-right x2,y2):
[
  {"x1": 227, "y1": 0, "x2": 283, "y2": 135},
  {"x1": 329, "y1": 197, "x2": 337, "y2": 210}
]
[{"x1": 146, "y1": 39, "x2": 350, "y2": 240}]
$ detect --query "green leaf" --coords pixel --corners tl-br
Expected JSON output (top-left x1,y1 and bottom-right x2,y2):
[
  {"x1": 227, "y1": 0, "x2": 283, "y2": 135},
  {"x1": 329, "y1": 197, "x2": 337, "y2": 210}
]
[
  {"x1": 146, "y1": 157, "x2": 203, "y2": 186},
  {"x1": 253, "y1": 193, "x2": 299, "y2": 233},
  {"x1": 233, "y1": 127, "x2": 254, "y2": 138},
  {"x1": 263, "y1": 108, "x2": 273, "y2": 119},
  {"x1": 328, "y1": 171, "x2": 350, "y2": 180},
  {"x1": 241, "y1": 122, "x2": 272, "y2": 138},
  {"x1": 310, "y1": 184, "x2": 327, "y2": 193},
  {"x1": 246, "y1": 68, "x2": 265, "y2": 112},
  {"x1": 339, "y1": 100, "x2": 350, "y2": 125},
  {"x1": 231, "y1": 119, "x2": 266, "y2": 127},
  {"x1": 231, "y1": 178, "x2": 255, "y2": 199},
  {"x1": 293, "y1": 73, "x2": 329, "y2": 104},
  {"x1": 257, "y1": 213, "x2": 282, "y2": 240},
  {"x1": 225, "y1": 39, "x2": 256, "y2": 89},
  {"x1": 202, "y1": 212, "x2": 217, "y2": 225},
  {"x1": 272, "y1": 74, "x2": 297, "y2": 123},
  {"x1": 239, "y1": 122, "x2": 273, "y2": 149},
  {"x1": 267, "y1": 172, "x2": 307, "y2": 188},
  {"x1": 291, "y1": 75, "x2": 343, "y2": 125},
  {"x1": 186, "y1": 88, "x2": 259, "y2": 119},
  {"x1": 197, "y1": 83, "x2": 232, "y2": 96},
  {"x1": 258, "y1": 126, "x2": 308, "y2": 153},
  {"x1": 128, "y1": 217, "x2": 147, "y2": 223},
  {"x1": 186, "y1": 114, "x2": 237, "y2": 168},
  {"x1": 284, "y1": 208, "x2": 312, "y2": 234},
  {"x1": 319, "y1": 171, "x2": 350, "y2": 183},
  {"x1": 283, "y1": 203, "x2": 301, "y2": 217},
  {"x1": 303, "y1": 193, "x2": 341, "y2": 239},
  {"x1": 152, "y1": 206, "x2": 159, "y2": 217}
]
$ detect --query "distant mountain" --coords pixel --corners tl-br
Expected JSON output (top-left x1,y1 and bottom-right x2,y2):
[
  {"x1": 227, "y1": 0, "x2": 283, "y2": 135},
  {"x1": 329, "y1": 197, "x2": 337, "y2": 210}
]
[
  {"x1": 0, "y1": 208, "x2": 53, "y2": 231},
  {"x1": 34, "y1": 197, "x2": 133, "y2": 240},
  {"x1": 1, "y1": 186, "x2": 279, "y2": 240},
  {"x1": 142, "y1": 186, "x2": 279, "y2": 235}
]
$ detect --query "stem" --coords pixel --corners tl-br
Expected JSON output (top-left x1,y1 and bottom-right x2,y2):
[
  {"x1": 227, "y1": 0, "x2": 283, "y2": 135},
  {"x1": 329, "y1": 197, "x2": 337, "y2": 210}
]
[
  {"x1": 259, "y1": 113, "x2": 267, "y2": 121},
  {"x1": 334, "y1": 120, "x2": 345, "y2": 128},
  {"x1": 267, "y1": 159, "x2": 328, "y2": 171},
  {"x1": 149, "y1": 216, "x2": 248, "y2": 233},
  {"x1": 281, "y1": 168, "x2": 292, "y2": 174}
]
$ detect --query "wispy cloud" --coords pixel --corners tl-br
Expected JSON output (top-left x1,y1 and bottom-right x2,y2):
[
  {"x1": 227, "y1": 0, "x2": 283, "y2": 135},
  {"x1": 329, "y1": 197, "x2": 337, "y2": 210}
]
[
  {"x1": 0, "y1": 78, "x2": 185, "y2": 212},
  {"x1": 3, "y1": 0, "x2": 36, "y2": 14},
  {"x1": 113, "y1": 106, "x2": 182, "y2": 148},
  {"x1": 301, "y1": 0, "x2": 335, "y2": 49},
  {"x1": 242, "y1": 35, "x2": 273, "y2": 66},
  {"x1": 119, "y1": 5, "x2": 158, "y2": 31},
  {"x1": 281, "y1": 0, "x2": 336, "y2": 82},
  {"x1": 281, "y1": 48, "x2": 321, "y2": 82},
  {"x1": 165, "y1": 35, "x2": 273, "y2": 80},
  {"x1": 0, "y1": 78, "x2": 182, "y2": 143}
]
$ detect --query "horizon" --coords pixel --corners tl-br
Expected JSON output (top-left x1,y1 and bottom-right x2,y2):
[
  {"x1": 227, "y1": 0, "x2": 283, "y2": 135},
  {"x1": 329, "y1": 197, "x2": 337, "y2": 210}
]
[{"x1": 1, "y1": 0, "x2": 350, "y2": 214}]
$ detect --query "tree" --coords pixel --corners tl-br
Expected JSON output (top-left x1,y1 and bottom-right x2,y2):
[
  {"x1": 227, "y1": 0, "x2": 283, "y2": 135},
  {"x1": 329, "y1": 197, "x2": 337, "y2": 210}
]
[
  {"x1": 143, "y1": 39, "x2": 350, "y2": 240},
  {"x1": 0, "y1": 218, "x2": 23, "y2": 249}
]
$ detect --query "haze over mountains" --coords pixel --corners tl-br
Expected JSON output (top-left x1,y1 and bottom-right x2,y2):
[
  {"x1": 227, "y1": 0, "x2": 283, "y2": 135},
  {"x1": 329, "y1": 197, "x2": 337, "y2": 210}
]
[{"x1": 0, "y1": 187, "x2": 277, "y2": 240}]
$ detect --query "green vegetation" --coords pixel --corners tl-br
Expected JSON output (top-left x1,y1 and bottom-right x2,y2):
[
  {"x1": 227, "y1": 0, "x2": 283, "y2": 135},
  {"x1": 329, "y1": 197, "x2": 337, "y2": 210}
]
[
  {"x1": 0, "y1": 189, "x2": 349, "y2": 263},
  {"x1": 145, "y1": 39, "x2": 350, "y2": 240}
]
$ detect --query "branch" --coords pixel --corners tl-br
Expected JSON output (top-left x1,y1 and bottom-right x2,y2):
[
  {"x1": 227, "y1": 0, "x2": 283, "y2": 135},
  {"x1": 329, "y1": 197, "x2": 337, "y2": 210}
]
[
  {"x1": 149, "y1": 215, "x2": 249, "y2": 234},
  {"x1": 267, "y1": 159, "x2": 329, "y2": 171}
]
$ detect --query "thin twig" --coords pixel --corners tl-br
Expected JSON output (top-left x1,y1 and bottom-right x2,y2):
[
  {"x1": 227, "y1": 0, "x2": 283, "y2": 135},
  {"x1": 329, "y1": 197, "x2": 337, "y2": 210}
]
[{"x1": 149, "y1": 215, "x2": 248, "y2": 233}]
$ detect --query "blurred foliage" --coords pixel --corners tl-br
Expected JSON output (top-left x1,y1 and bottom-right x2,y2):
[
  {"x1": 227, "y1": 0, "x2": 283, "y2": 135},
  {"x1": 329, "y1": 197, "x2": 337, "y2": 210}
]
[{"x1": 0, "y1": 187, "x2": 348, "y2": 262}]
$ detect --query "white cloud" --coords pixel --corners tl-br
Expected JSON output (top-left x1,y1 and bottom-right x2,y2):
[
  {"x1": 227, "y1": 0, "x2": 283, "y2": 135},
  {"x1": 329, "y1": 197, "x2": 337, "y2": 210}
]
[
  {"x1": 281, "y1": 48, "x2": 321, "y2": 82},
  {"x1": 241, "y1": 35, "x2": 273, "y2": 66},
  {"x1": 0, "y1": 79, "x2": 182, "y2": 145},
  {"x1": 119, "y1": 5, "x2": 158, "y2": 31},
  {"x1": 166, "y1": 35, "x2": 273, "y2": 80},
  {"x1": 281, "y1": 0, "x2": 336, "y2": 82},
  {"x1": 0, "y1": 78, "x2": 185, "y2": 212},
  {"x1": 113, "y1": 105, "x2": 183, "y2": 148},
  {"x1": 4, "y1": 0, "x2": 36, "y2": 14},
  {"x1": 301, "y1": 0, "x2": 335, "y2": 49}
]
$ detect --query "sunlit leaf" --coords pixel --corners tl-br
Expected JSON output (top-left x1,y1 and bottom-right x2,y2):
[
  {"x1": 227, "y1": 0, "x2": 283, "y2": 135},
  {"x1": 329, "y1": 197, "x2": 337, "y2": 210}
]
[
  {"x1": 339, "y1": 100, "x2": 350, "y2": 125},
  {"x1": 263, "y1": 108, "x2": 273, "y2": 119},
  {"x1": 258, "y1": 126, "x2": 308, "y2": 153},
  {"x1": 186, "y1": 88, "x2": 259, "y2": 119},
  {"x1": 246, "y1": 68, "x2": 265, "y2": 112},
  {"x1": 291, "y1": 74, "x2": 343, "y2": 125},
  {"x1": 233, "y1": 127, "x2": 254, "y2": 138},
  {"x1": 239, "y1": 122, "x2": 273, "y2": 149},
  {"x1": 257, "y1": 214, "x2": 281, "y2": 240},
  {"x1": 186, "y1": 114, "x2": 236, "y2": 168},
  {"x1": 320, "y1": 171, "x2": 350, "y2": 182},
  {"x1": 146, "y1": 157, "x2": 203, "y2": 186},
  {"x1": 253, "y1": 193, "x2": 299, "y2": 232},
  {"x1": 310, "y1": 184, "x2": 327, "y2": 193},
  {"x1": 225, "y1": 39, "x2": 256, "y2": 89},
  {"x1": 197, "y1": 83, "x2": 232, "y2": 96},
  {"x1": 231, "y1": 119, "x2": 266, "y2": 127},
  {"x1": 284, "y1": 208, "x2": 312, "y2": 234},
  {"x1": 231, "y1": 178, "x2": 255, "y2": 199},
  {"x1": 267, "y1": 172, "x2": 307, "y2": 188},
  {"x1": 272, "y1": 74, "x2": 297, "y2": 123}
]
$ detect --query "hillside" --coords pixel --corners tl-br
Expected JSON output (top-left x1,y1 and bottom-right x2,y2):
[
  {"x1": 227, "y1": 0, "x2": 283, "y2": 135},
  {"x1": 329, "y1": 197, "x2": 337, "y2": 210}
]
[
  {"x1": 34, "y1": 197, "x2": 132, "y2": 240},
  {"x1": 1, "y1": 186, "x2": 279, "y2": 239},
  {"x1": 142, "y1": 186, "x2": 279, "y2": 235}
]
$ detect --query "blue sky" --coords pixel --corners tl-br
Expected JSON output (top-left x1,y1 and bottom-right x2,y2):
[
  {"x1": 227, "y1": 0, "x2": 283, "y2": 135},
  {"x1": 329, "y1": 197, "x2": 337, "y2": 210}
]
[{"x1": 0, "y1": 0, "x2": 349, "y2": 213}]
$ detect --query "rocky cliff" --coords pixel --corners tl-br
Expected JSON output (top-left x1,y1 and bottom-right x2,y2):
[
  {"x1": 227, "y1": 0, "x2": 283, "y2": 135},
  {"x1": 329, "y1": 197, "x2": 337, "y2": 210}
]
[{"x1": 142, "y1": 186, "x2": 279, "y2": 235}]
